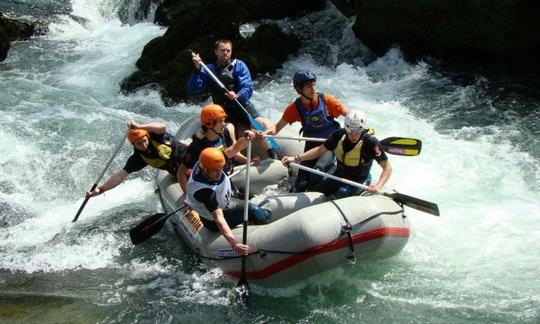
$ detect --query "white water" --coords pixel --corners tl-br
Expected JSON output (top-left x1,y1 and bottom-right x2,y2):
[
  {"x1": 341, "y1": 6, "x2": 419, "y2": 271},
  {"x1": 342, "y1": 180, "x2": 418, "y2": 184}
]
[{"x1": 1, "y1": 0, "x2": 539, "y2": 321}]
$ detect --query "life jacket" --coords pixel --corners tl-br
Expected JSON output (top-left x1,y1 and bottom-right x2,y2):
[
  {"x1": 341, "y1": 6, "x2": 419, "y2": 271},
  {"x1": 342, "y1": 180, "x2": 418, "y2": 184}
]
[
  {"x1": 334, "y1": 129, "x2": 375, "y2": 168},
  {"x1": 139, "y1": 135, "x2": 184, "y2": 175},
  {"x1": 295, "y1": 93, "x2": 340, "y2": 138},
  {"x1": 185, "y1": 162, "x2": 232, "y2": 221},
  {"x1": 192, "y1": 129, "x2": 234, "y2": 173},
  {"x1": 335, "y1": 135, "x2": 363, "y2": 167},
  {"x1": 209, "y1": 59, "x2": 236, "y2": 107}
]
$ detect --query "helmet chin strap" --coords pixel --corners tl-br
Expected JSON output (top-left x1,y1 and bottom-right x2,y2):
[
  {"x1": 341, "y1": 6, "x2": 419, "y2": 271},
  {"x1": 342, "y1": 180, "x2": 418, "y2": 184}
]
[
  {"x1": 296, "y1": 87, "x2": 314, "y2": 102},
  {"x1": 207, "y1": 123, "x2": 224, "y2": 138},
  {"x1": 300, "y1": 92, "x2": 313, "y2": 101},
  {"x1": 209, "y1": 127, "x2": 220, "y2": 136}
]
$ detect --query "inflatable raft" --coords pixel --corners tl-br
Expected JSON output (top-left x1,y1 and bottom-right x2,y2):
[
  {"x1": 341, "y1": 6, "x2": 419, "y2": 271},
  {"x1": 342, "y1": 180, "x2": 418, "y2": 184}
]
[{"x1": 157, "y1": 117, "x2": 409, "y2": 288}]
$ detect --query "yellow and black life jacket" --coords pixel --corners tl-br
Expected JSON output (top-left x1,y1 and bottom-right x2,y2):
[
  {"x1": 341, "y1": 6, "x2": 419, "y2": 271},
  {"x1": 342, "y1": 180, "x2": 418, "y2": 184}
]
[
  {"x1": 335, "y1": 135, "x2": 363, "y2": 167},
  {"x1": 140, "y1": 138, "x2": 172, "y2": 169},
  {"x1": 193, "y1": 130, "x2": 233, "y2": 172},
  {"x1": 334, "y1": 128, "x2": 375, "y2": 167}
]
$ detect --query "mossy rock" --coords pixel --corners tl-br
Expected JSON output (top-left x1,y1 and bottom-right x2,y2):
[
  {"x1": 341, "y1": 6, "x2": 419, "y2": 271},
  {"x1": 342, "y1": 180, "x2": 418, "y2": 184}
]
[
  {"x1": 121, "y1": 0, "x2": 325, "y2": 104},
  {"x1": 332, "y1": 0, "x2": 540, "y2": 61}
]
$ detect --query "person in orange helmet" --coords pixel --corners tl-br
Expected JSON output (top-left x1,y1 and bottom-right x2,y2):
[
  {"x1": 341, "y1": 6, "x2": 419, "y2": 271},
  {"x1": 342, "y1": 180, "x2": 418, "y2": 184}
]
[
  {"x1": 178, "y1": 104, "x2": 261, "y2": 193},
  {"x1": 185, "y1": 147, "x2": 271, "y2": 255},
  {"x1": 86, "y1": 120, "x2": 186, "y2": 197}
]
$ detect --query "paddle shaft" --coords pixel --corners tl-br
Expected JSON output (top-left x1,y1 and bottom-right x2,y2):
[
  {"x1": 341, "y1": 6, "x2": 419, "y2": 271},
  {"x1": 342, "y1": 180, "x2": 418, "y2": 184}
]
[
  {"x1": 149, "y1": 204, "x2": 186, "y2": 230},
  {"x1": 191, "y1": 50, "x2": 279, "y2": 150},
  {"x1": 289, "y1": 162, "x2": 439, "y2": 216},
  {"x1": 290, "y1": 162, "x2": 372, "y2": 191},
  {"x1": 237, "y1": 140, "x2": 251, "y2": 299},
  {"x1": 265, "y1": 135, "x2": 421, "y2": 156},
  {"x1": 72, "y1": 130, "x2": 128, "y2": 222},
  {"x1": 266, "y1": 135, "x2": 325, "y2": 143}
]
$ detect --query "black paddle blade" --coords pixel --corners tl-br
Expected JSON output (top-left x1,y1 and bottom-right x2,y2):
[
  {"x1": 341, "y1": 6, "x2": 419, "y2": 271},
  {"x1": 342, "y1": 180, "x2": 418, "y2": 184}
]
[
  {"x1": 235, "y1": 281, "x2": 250, "y2": 304},
  {"x1": 380, "y1": 137, "x2": 422, "y2": 156},
  {"x1": 129, "y1": 213, "x2": 168, "y2": 245},
  {"x1": 387, "y1": 192, "x2": 440, "y2": 216}
]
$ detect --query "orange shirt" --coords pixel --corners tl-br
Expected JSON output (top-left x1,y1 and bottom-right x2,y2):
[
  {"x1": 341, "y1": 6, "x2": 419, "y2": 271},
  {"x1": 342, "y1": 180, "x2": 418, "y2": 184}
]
[{"x1": 281, "y1": 93, "x2": 346, "y2": 124}]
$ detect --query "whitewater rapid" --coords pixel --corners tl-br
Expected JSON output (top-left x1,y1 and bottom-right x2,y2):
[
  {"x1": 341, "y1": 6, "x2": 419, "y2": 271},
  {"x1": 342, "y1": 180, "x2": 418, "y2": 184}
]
[{"x1": 0, "y1": 0, "x2": 538, "y2": 321}]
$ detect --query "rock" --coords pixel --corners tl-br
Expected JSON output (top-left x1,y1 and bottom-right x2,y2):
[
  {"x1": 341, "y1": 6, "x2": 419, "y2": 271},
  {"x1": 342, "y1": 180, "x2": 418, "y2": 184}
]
[
  {"x1": 331, "y1": 0, "x2": 540, "y2": 62},
  {"x1": 0, "y1": 13, "x2": 46, "y2": 62},
  {"x1": 120, "y1": 70, "x2": 159, "y2": 94},
  {"x1": 121, "y1": 0, "x2": 325, "y2": 104},
  {"x1": 0, "y1": 27, "x2": 8, "y2": 61}
]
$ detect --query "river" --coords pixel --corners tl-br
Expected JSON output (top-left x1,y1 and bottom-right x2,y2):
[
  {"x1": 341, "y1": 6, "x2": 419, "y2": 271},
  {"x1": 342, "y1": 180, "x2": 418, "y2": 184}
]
[{"x1": 0, "y1": 0, "x2": 538, "y2": 322}]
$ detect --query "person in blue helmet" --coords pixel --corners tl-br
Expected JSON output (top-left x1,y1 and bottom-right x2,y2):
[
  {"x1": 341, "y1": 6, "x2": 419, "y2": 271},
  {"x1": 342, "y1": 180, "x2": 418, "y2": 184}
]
[
  {"x1": 263, "y1": 70, "x2": 349, "y2": 192},
  {"x1": 188, "y1": 39, "x2": 277, "y2": 159}
]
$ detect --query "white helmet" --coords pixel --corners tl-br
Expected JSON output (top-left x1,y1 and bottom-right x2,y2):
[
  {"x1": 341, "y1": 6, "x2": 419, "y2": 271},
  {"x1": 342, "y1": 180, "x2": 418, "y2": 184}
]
[{"x1": 344, "y1": 110, "x2": 366, "y2": 134}]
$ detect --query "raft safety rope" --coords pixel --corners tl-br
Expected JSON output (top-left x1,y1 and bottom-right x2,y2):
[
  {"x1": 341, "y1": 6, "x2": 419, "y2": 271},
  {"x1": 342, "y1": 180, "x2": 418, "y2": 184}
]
[
  {"x1": 192, "y1": 209, "x2": 404, "y2": 261},
  {"x1": 329, "y1": 200, "x2": 357, "y2": 264}
]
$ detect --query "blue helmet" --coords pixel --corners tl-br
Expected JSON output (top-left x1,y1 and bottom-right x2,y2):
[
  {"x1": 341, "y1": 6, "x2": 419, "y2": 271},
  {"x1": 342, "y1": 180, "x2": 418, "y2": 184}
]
[{"x1": 293, "y1": 70, "x2": 316, "y2": 89}]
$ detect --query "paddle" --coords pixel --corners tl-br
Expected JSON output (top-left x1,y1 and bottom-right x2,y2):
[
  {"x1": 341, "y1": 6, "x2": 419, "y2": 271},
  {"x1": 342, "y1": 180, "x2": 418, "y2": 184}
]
[
  {"x1": 129, "y1": 164, "x2": 248, "y2": 245},
  {"x1": 380, "y1": 137, "x2": 422, "y2": 156},
  {"x1": 265, "y1": 135, "x2": 422, "y2": 157},
  {"x1": 189, "y1": 49, "x2": 279, "y2": 151},
  {"x1": 236, "y1": 140, "x2": 251, "y2": 303},
  {"x1": 289, "y1": 162, "x2": 440, "y2": 216},
  {"x1": 72, "y1": 130, "x2": 128, "y2": 222},
  {"x1": 129, "y1": 204, "x2": 186, "y2": 245}
]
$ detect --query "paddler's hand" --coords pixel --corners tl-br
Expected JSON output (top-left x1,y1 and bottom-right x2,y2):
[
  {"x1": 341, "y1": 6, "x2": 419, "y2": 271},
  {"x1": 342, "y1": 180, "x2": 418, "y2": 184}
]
[
  {"x1": 191, "y1": 52, "x2": 202, "y2": 70},
  {"x1": 127, "y1": 120, "x2": 140, "y2": 129},
  {"x1": 232, "y1": 242, "x2": 249, "y2": 256},
  {"x1": 224, "y1": 90, "x2": 238, "y2": 101},
  {"x1": 243, "y1": 130, "x2": 256, "y2": 140},
  {"x1": 281, "y1": 155, "x2": 297, "y2": 167},
  {"x1": 251, "y1": 155, "x2": 261, "y2": 166},
  {"x1": 366, "y1": 183, "x2": 382, "y2": 193},
  {"x1": 86, "y1": 186, "x2": 106, "y2": 198},
  {"x1": 253, "y1": 131, "x2": 264, "y2": 141}
]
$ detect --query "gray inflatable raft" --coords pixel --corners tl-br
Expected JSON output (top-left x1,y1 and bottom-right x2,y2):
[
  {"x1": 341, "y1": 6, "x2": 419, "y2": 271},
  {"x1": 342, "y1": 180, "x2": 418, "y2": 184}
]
[{"x1": 157, "y1": 117, "x2": 409, "y2": 287}]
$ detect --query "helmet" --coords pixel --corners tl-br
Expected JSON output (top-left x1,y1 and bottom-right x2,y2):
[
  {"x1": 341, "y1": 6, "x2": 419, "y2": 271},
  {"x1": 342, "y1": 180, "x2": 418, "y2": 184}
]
[
  {"x1": 128, "y1": 129, "x2": 148, "y2": 143},
  {"x1": 344, "y1": 110, "x2": 366, "y2": 134},
  {"x1": 293, "y1": 70, "x2": 316, "y2": 89},
  {"x1": 199, "y1": 147, "x2": 226, "y2": 169},
  {"x1": 201, "y1": 104, "x2": 227, "y2": 127}
]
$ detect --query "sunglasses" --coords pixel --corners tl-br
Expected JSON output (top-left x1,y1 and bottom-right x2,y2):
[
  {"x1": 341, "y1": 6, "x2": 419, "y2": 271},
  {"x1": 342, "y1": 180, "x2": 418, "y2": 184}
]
[{"x1": 346, "y1": 127, "x2": 362, "y2": 135}]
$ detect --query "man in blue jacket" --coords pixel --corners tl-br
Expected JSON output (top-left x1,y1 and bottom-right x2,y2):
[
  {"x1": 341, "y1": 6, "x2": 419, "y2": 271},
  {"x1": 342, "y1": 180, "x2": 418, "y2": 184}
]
[{"x1": 188, "y1": 39, "x2": 277, "y2": 159}]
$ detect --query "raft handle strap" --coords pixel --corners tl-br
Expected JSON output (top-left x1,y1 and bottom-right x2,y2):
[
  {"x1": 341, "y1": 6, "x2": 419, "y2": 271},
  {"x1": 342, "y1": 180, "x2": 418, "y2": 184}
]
[{"x1": 330, "y1": 200, "x2": 357, "y2": 264}]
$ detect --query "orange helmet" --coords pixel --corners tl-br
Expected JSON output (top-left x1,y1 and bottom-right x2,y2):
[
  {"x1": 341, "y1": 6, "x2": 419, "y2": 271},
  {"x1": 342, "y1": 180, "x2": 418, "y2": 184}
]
[
  {"x1": 199, "y1": 147, "x2": 226, "y2": 170},
  {"x1": 200, "y1": 104, "x2": 227, "y2": 127},
  {"x1": 128, "y1": 129, "x2": 148, "y2": 143}
]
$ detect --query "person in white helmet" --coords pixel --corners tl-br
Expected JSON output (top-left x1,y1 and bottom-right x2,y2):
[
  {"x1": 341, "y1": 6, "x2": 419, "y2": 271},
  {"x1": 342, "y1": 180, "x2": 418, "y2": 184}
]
[{"x1": 281, "y1": 110, "x2": 392, "y2": 198}]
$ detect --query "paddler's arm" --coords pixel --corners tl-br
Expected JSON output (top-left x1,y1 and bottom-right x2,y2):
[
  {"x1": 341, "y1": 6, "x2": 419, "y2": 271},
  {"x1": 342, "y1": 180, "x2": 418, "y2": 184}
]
[
  {"x1": 262, "y1": 118, "x2": 287, "y2": 136},
  {"x1": 368, "y1": 160, "x2": 392, "y2": 193},
  {"x1": 178, "y1": 163, "x2": 189, "y2": 193},
  {"x1": 212, "y1": 209, "x2": 249, "y2": 255},
  {"x1": 224, "y1": 130, "x2": 256, "y2": 158},
  {"x1": 281, "y1": 144, "x2": 328, "y2": 166},
  {"x1": 86, "y1": 170, "x2": 128, "y2": 197},
  {"x1": 127, "y1": 120, "x2": 166, "y2": 134}
]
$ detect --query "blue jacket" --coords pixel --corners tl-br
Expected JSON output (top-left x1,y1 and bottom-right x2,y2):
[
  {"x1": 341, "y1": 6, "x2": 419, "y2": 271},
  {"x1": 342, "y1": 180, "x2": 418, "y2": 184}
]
[{"x1": 187, "y1": 59, "x2": 254, "y2": 109}]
